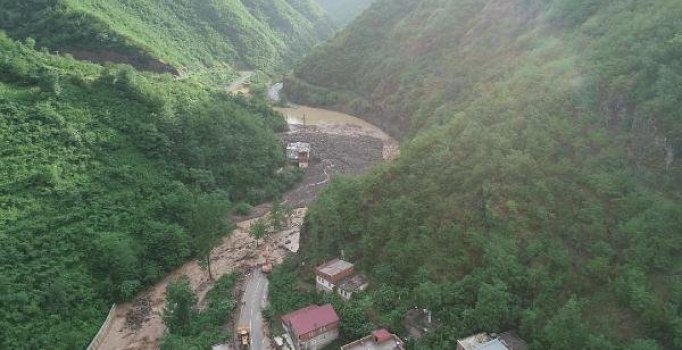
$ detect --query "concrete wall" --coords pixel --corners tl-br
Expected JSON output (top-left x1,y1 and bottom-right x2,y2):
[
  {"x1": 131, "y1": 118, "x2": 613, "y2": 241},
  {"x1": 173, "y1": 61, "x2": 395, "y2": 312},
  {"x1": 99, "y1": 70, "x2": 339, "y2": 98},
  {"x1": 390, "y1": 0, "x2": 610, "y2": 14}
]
[
  {"x1": 301, "y1": 328, "x2": 339, "y2": 350},
  {"x1": 86, "y1": 304, "x2": 117, "y2": 350},
  {"x1": 316, "y1": 275, "x2": 335, "y2": 292}
]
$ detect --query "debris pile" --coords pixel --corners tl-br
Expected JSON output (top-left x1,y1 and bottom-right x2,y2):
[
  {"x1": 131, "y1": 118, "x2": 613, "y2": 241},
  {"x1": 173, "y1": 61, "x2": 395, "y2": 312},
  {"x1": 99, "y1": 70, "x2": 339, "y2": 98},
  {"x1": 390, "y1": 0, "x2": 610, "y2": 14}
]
[{"x1": 125, "y1": 297, "x2": 152, "y2": 330}]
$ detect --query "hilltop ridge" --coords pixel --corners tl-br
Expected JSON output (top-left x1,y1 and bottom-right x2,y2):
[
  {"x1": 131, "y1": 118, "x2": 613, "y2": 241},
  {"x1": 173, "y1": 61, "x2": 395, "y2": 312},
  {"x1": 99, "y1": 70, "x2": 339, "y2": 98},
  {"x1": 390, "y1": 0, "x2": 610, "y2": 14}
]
[{"x1": 0, "y1": 0, "x2": 334, "y2": 72}]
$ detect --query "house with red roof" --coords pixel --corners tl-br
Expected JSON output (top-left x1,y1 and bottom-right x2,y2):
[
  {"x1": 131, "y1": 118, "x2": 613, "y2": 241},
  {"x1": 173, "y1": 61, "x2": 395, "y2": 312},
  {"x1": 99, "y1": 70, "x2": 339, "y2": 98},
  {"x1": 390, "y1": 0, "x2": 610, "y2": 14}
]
[
  {"x1": 281, "y1": 304, "x2": 339, "y2": 350},
  {"x1": 340, "y1": 328, "x2": 405, "y2": 350}
]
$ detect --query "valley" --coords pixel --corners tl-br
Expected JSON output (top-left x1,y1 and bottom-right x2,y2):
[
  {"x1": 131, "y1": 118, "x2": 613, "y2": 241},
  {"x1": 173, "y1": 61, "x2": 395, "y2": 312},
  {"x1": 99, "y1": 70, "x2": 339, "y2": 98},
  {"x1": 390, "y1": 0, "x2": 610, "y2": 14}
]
[
  {"x1": 92, "y1": 85, "x2": 398, "y2": 350},
  {"x1": 1, "y1": 1, "x2": 679, "y2": 350}
]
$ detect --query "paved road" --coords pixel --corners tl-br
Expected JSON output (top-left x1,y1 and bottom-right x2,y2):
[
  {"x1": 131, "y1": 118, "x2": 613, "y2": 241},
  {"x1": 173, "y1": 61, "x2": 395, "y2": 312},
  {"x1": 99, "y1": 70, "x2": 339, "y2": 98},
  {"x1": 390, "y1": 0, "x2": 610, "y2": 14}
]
[
  {"x1": 226, "y1": 71, "x2": 254, "y2": 92},
  {"x1": 268, "y1": 82, "x2": 283, "y2": 102},
  {"x1": 238, "y1": 268, "x2": 269, "y2": 349}
]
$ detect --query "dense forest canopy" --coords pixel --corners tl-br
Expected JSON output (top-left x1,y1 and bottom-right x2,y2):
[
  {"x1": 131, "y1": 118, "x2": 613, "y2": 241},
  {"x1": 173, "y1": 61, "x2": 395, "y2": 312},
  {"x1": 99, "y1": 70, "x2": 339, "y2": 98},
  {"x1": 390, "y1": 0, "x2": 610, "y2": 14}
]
[
  {"x1": 0, "y1": 33, "x2": 299, "y2": 349},
  {"x1": 288, "y1": 0, "x2": 681, "y2": 349},
  {"x1": 315, "y1": 0, "x2": 375, "y2": 26},
  {"x1": 0, "y1": 0, "x2": 335, "y2": 72}
]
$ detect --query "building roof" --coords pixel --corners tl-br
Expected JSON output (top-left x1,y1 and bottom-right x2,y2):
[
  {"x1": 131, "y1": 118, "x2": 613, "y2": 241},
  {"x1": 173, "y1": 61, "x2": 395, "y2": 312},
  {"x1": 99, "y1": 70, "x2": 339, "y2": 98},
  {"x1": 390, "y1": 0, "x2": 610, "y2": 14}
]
[
  {"x1": 476, "y1": 340, "x2": 508, "y2": 350},
  {"x1": 282, "y1": 304, "x2": 339, "y2": 337},
  {"x1": 498, "y1": 332, "x2": 528, "y2": 350},
  {"x1": 341, "y1": 329, "x2": 405, "y2": 350},
  {"x1": 316, "y1": 259, "x2": 354, "y2": 278},
  {"x1": 373, "y1": 329, "x2": 393, "y2": 343},
  {"x1": 458, "y1": 333, "x2": 494, "y2": 350},
  {"x1": 458, "y1": 332, "x2": 527, "y2": 350},
  {"x1": 338, "y1": 274, "x2": 369, "y2": 292},
  {"x1": 287, "y1": 142, "x2": 311, "y2": 152}
]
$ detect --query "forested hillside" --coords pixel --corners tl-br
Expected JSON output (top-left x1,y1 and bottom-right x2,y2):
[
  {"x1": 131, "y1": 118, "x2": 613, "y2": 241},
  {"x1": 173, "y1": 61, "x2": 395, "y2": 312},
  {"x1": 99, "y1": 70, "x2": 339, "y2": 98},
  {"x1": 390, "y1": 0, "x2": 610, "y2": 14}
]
[
  {"x1": 291, "y1": 0, "x2": 681, "y2": 349},
  {"x1": 0, "y1": 33, "x2": 299, "y2": 349},
  {"x1": 0, "y1": 0, "x2": 334, "y2": 72},
  {"x1": 316, "y1": 0, "x2": 374, "y2": 26}
]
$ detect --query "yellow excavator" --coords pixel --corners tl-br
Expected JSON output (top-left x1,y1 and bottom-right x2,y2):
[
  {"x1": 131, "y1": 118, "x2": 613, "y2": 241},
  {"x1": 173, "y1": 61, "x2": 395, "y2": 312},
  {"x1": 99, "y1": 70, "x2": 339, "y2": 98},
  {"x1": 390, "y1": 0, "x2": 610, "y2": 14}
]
[{"x1": 237, "y1": 326, "x2": 250, "y2": 349}]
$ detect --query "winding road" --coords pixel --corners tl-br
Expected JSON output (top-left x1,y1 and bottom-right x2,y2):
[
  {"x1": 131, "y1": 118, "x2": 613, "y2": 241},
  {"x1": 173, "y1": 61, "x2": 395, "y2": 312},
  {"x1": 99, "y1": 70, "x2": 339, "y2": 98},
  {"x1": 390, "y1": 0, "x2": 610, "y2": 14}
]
[{"x1": 238, "y1": 269, "x2": 269, "y2": 349}]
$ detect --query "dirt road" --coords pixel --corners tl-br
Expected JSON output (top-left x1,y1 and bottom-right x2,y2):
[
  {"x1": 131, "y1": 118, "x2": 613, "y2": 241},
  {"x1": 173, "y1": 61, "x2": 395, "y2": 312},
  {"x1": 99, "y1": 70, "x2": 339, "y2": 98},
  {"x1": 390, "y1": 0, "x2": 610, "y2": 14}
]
[
  {"x1": 226, "y1": 71, "x2": 253, "y2": 93},
  {"x1": 94, "y1": 101, "x2": 397, "y2": 350}
]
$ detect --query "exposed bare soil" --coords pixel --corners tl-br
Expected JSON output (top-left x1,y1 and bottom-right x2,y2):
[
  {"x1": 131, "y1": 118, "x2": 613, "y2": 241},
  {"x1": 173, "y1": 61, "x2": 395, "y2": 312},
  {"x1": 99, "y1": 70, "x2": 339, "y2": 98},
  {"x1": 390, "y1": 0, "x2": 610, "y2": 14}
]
[{"x1": 95, "y1": 106, "x2": 398, "y2": 350}]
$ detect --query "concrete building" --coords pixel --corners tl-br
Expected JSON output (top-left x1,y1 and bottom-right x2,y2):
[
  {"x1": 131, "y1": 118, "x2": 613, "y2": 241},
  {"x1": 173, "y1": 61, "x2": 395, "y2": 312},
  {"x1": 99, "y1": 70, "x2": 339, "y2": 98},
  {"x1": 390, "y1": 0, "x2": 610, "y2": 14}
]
[
  {"x1": 315, "y1": 259, "x2": 355, "y2": 293},
  {"x1": 456, "y1": 332, "x2": 527, "y2": 350},
  {"x1": 281, "y1": 304, "x2": 339, "y2": 350},
  {"x1": 286, "y1": 142, "x2": 311, "y2": 168},
  {"x1": 337, "y1": 274, "x2": 369, "y2": 301},
  {"x1": 341, "y1": 329, "x2": 405, "y2": 350}
]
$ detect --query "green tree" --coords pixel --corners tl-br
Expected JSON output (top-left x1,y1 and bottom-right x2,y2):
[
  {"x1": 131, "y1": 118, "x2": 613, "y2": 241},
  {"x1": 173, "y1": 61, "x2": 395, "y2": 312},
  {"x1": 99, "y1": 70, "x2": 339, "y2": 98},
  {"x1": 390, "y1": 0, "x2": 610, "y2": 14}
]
[
  {"x1": 249, "y1": 218, "x2": 269, "y2": 248},
  {"x1": 471, "y1": 280, "x2": 514, "y2": 332},
  {"x1": 627, "y1": 339, "x2": 663, "y2": 350},
  {"x1": 189, "y1": 192, "x2": 231, "y2": 280},
  {"x1": 164, "y1": 277, "x2": 196, "y2": 336},
  {"x1": 541, "y1": 297, "x2": 587, "y2": 350},
  {"x1": 269, "y1": 201, "x2": 293, "y2": 231}
]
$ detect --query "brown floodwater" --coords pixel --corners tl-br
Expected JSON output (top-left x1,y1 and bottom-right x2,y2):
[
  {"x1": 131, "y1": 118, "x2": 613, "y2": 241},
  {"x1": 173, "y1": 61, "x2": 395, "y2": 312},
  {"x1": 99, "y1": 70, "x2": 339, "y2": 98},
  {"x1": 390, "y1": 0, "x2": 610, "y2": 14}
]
[{"x1": 276, "y1": 106, "x2": 377, "y2": 129}]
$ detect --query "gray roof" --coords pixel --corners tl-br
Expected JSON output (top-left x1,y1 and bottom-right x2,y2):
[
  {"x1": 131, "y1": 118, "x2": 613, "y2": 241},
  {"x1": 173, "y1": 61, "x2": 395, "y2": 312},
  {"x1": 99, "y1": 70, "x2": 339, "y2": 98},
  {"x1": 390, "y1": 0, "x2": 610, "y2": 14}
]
[
  {"x1": 477, "y1": 340, "x2": 508, "y2": 350},
  {"x1": 458, "y1": 332, "x2": 527, "y2": 350},
  {"x1": 338, "y1": 274, "x2": 369, "y2": 292},
  {"x1": 316, "y1": 259, "x2": 354, "y2": 277}
]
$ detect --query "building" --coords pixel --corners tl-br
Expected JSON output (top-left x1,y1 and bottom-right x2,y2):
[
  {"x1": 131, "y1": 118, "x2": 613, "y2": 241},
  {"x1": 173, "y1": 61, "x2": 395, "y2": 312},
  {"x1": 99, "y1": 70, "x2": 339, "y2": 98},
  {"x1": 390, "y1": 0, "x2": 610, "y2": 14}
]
[
  {"x1": 281, "y1": 304, "x2": 339, "y2": 350},
  {"x1": 456, "y1": 332, "x2": 527, "y2": 350},
  {"x1": 286, "y1": 142, "x2": 311, "y2": 168},
  {"x1": 341, "y1": 329, "x2": 405, "y2": 350},
  {"x1": 337, "y1": 274, "x2": 369, "y2": 301},
  {"x1": 315, "y1": 259, "x2": 355, "y2": 293}
]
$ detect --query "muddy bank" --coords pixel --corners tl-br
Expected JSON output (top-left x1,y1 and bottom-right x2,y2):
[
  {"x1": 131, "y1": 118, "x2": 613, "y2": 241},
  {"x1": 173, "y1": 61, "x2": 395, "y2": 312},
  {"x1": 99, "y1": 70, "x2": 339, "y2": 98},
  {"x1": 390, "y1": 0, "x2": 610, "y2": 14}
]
[
  {"x1": 280, "y1": 128, "x2": 383, "y2": 207},
  {"x1": 276, "y1": 106, "x2": 400, "y2": 161}
]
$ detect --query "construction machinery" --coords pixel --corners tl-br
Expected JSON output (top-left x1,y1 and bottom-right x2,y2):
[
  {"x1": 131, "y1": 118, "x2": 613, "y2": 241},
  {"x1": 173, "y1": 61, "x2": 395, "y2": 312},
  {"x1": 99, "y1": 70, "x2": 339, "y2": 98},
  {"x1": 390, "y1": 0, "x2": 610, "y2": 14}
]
[{"x1": 237, "y1": 326, "x2": 250, "y2": 349}]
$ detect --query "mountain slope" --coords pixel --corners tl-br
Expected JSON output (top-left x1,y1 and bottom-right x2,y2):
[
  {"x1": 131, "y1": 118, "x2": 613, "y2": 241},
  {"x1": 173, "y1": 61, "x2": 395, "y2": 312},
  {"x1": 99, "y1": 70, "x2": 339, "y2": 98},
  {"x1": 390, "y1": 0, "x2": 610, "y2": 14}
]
[
  {"x1": 316, "y1": 0, "x2": 374, "y2": 26},
  {"x1": 0, "y1": 33, "x2": 299, "y2": 349},
  {"x1": 291, "y1": 0, "x2": 681, "y2": 349},
  {"x1": 0, "y1": 0, "x2": 334, "y2": 72}
]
